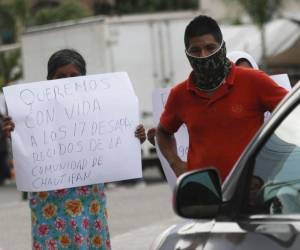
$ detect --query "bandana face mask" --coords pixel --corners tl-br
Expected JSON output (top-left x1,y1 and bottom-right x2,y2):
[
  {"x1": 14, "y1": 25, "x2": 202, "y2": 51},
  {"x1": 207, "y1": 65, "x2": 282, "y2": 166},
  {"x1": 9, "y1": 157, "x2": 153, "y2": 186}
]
[{"x1": 186, "y1": 41, "x2": 232, "y2": 92}]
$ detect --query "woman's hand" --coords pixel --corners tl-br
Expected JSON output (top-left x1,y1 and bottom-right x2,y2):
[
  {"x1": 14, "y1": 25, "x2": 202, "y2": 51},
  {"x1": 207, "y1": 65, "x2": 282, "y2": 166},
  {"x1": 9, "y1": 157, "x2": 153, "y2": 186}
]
[
  {"x1": 147, "y1": 127, "x2": 156, "y2": 146},
  {"x1": 135, "y1": 124, "x2": 146, "y2": 144},
  {"x1": 2, "y1": 116, "x2": 15, "y2": 138}
]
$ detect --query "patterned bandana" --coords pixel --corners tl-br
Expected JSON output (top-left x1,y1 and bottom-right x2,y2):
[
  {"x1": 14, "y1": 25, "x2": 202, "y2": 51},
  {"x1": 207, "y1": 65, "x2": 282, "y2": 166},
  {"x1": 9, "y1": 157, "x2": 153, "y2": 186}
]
[{"x1": 186, "y1": 41, "x2": 232, "y2": 92}]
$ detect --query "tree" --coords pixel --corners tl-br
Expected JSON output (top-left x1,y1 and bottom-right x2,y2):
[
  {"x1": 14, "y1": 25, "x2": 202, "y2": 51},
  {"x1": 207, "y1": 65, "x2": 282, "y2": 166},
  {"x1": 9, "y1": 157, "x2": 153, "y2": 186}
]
[
  {"x1": 12, "y1": 0, "x2": 30, "y2": 40},
  {"x1": 229, "y1": 0, "x2": 283, "y2": 69},
  {"x1": 113, "y1": 0, "x2": 198, "y2": 14},
  {"x1": 0, "y1": 49, "x2": 22, "y2": 88},
  {"x1": 0, "y1": 0, "x2": 30, "y2": 43},
  {"x1": 93, "y1": 1, "x2": 114, "y2": 15},
  {"x1": 0, "y1": 4, "x2": 17, "y2": 44},
  {"x1": 32, "y1": 1, "x2": 91, "y2": 25},
  {"x1": 0, "y1": 1, "x2": 28, "y2": 87},
  {"x1": 0, "y1": 1, "x2": 91, "y2": 87}
]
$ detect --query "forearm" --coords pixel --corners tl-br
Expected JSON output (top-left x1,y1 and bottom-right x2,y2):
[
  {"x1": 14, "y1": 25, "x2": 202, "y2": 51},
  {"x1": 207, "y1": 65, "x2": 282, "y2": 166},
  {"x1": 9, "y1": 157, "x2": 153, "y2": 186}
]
[{"x1": 156, "y1": 124, "x2": 186, "y2": 177}]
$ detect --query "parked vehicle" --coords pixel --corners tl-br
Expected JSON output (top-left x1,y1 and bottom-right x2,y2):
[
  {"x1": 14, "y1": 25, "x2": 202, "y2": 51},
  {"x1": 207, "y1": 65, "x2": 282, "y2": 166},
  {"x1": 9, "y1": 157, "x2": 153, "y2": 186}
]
[{"x1": 151, "y1": 81, "x2": 300, "y2": 249}]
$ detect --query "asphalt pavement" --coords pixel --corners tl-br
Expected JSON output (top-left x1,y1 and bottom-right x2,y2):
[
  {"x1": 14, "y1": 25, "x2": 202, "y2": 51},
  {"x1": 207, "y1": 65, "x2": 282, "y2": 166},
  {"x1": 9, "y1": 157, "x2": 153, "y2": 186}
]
[{"x1": 0, "y1": 169, "x2": 182, "y2": 250}]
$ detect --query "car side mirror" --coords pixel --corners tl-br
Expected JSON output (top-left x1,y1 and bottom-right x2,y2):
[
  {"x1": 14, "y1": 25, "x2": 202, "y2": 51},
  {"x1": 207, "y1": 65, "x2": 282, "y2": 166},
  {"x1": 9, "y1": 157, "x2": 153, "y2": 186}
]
[{"x1": 174, "y1": 168, "x2": 222, "y2": 219}]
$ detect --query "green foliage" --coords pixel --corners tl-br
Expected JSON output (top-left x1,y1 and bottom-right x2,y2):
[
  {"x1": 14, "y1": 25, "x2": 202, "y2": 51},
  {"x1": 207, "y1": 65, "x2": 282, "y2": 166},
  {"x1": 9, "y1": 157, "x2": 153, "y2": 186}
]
[
  {"x1": 0, "y1": 49, "x2": 22, "y2": 88},
  {"x1": 13, "y1": 0, "x2": 29, "y2": 24},
  {"x1": 0, "y1": 4, "x2": 17, "y2": 43},
  {"x1": 0, "y1": 1, "x2": 90, "y2": 88},
  {"x1": 231, "y1": 0, "x2": 282, "y2": 27},
  {"x1": 111, "y1": 0, "x2": 198, "y2": 14},
  {"x1": 93, "y1": 1, "x2": 113, "y2": 15},
  {"x1": 32, "y1": 1, "x2": 91, "y2": 25},
  {"x1": 232, "y1": 17, "x2": 243, "y2": 25}
]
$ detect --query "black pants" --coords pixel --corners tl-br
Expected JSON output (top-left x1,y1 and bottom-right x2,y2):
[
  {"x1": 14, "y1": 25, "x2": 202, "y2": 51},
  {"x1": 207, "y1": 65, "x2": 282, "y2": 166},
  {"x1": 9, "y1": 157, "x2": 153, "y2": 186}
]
[{"x1": 0, "y1": 152, "x2": 10, "y2": 183}]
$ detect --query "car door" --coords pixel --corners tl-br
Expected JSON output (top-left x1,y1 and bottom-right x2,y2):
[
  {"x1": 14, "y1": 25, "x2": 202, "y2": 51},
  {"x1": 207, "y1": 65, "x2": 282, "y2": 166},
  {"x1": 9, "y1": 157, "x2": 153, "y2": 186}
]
[{"x1": 203, "y1": 90, "x2": 300, "y2": 250}]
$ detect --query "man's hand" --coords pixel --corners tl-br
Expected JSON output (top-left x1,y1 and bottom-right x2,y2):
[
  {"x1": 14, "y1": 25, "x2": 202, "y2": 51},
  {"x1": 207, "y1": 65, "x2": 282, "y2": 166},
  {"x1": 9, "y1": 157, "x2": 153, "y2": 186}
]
[
  {"x1": 170, "y1": 157, "x2": 187, "y2": 177},
  {"x1": 156, "y1": 124, "x2": 187, "y2": 177}
]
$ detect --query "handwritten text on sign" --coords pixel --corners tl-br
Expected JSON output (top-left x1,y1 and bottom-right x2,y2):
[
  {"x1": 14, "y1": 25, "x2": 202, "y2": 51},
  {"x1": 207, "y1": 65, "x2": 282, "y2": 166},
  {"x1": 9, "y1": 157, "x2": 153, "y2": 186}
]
[{"x1": 4, "y1": 72, "x2": 142, "y2": 192}]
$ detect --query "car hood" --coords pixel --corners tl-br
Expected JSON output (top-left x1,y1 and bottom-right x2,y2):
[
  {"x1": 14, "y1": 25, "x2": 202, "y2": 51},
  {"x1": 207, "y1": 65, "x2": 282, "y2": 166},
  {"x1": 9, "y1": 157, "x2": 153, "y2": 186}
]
[
  {"x1": 152, "y1": 219, "x2": 215, "y2": 250},
  {"x1": 152, "y1": 219, "x2": 300, "y2": 250},
  {"x1": 204, "y1": 220, "x2": 300, "y2": 250}
]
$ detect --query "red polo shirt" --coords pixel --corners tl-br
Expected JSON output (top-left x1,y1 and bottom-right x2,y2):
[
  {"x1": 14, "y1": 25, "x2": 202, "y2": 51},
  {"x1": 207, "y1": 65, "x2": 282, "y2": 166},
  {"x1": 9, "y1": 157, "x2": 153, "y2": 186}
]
[{"x1": 160, "y1": 64, "x2": 288, "y2": 181}]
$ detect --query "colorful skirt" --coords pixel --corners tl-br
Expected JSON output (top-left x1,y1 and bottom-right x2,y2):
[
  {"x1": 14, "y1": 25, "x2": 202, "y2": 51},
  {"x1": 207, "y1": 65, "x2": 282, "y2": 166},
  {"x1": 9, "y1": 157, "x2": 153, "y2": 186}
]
[{"x1": 30, "y1": 184, "x2": 110, "y2": 250}]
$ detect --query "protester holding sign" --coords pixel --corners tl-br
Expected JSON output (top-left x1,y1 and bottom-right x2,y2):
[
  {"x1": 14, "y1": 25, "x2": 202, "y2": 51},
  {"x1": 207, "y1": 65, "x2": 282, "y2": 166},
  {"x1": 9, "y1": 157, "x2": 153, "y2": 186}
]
[
  {"x1": 3, "y1": 49, "x2": 146, "y2": 250},
  {"x1": 156, "y1": 15, "x2": 288, "y2": 181}
]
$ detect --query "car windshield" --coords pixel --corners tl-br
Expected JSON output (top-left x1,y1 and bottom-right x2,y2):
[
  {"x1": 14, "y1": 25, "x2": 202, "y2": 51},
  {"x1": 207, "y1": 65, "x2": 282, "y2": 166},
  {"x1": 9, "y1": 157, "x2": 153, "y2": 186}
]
[{"x1": 246, "y1": 104, "x2": 300, "y2": 215}]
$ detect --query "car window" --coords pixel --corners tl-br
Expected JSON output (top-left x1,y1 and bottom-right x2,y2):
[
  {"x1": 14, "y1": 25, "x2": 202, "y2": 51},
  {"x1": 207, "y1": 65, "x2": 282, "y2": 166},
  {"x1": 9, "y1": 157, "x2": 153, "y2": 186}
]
[{"x1": 245, "y1": 104, "x2": 300, "y2": 215}]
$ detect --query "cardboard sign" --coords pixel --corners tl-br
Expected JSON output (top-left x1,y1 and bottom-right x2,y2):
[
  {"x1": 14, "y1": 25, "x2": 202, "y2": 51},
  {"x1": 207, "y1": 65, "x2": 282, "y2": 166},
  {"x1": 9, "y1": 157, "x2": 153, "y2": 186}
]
[
  {"x1": 4, "y1": 72, "x2": 142, "y2": 191},
  {"x1": 152, "y1": 88, "x2": 188, "y2": 190}
]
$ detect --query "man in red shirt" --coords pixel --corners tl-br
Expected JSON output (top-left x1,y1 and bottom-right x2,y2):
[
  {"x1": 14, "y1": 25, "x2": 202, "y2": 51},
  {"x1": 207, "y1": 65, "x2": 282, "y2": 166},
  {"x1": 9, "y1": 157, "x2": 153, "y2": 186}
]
[{"x1": 156, "y1": 15, "x2": 288, "y2": 182}]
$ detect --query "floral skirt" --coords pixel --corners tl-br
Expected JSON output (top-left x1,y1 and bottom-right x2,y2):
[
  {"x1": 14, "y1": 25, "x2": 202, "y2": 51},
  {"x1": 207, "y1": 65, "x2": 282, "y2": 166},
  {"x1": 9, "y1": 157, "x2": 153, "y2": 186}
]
[{"x1": 30, "y1": 184, "x2": 110, "y2": 250}]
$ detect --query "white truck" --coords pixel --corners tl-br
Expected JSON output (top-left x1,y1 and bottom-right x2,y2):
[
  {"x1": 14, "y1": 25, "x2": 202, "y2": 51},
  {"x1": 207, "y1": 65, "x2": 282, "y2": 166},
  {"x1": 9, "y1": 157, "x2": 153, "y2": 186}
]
[{"x1": 20, "y1": 11, "x2": 197, "y2": 177}]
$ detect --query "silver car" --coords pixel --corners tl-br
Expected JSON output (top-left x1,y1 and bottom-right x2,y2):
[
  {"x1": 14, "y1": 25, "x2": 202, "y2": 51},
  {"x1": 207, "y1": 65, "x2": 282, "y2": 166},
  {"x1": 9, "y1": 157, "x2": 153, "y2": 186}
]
[{"x1": 151, "y1": 82, "x2": 300, "y2": 250}]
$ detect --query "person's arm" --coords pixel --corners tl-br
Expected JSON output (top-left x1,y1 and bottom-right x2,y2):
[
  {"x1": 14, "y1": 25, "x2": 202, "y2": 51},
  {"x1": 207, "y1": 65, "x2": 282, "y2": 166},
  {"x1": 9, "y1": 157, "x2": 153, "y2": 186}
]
[
  {"x1": 255, "y1": 71, "x2": 288, "y2": 112},
  {"x1": 156, "y1": 124, "x2": 186, "y2": 177}
]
